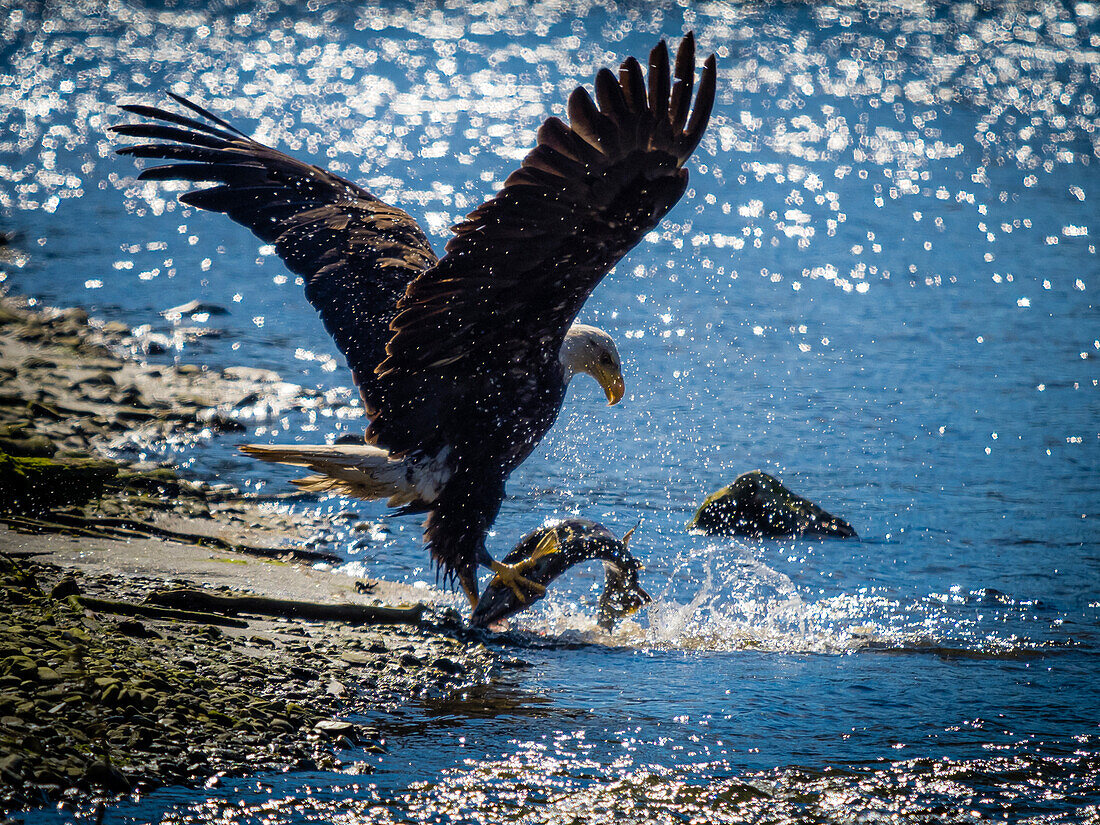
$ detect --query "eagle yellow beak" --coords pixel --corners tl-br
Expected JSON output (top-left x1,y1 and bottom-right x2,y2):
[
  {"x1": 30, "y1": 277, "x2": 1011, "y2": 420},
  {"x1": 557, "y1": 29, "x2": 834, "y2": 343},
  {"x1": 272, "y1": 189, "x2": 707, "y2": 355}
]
[{"x1": 597, "y1": 366, "x2": 625, "y2": 406}]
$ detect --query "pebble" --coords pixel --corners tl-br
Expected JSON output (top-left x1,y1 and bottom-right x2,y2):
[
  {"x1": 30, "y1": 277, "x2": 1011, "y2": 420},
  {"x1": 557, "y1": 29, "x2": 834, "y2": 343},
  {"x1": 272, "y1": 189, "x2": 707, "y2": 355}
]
[
  {"x1": 74, "y1": 371, "x2": 117, "y2": 387},
  {"x1": 312, "y1": 720, "x2": 355, "y2": 739},
  {"x1": 338, "y1": 652, "x2": 373, "y2": 667},
  {"x1": 433, "y1": 657, "x2": 465, "y2": 676},
  {"x1": 35, "y1": 668, "x2": 61, "y2": 684}
]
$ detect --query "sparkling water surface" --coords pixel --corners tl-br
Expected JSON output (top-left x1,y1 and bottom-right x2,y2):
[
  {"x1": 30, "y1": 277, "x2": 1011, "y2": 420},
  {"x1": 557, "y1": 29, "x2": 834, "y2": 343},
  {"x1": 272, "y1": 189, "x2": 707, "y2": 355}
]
[{"x1": 2, "y1": 0, "x2": 1099, "y2": 821}]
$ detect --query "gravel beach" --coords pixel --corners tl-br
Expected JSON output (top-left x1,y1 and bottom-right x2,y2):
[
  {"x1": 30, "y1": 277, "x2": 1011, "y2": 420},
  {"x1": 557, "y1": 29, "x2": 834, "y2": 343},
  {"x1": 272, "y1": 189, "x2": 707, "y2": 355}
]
[{"x1": 0, "y1": 293, "x2": 500, "y2": 815}]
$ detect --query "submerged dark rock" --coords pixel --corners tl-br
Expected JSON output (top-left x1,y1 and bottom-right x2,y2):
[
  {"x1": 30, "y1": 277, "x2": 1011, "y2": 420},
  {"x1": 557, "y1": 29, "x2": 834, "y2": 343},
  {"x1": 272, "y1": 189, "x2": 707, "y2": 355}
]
[
  {"x1": 470, "y1": 519, "x2": 650, "y2": 630},
  {"x1": 160, "y1": 300, "x2": 230, "y2": 319},
  {"x1": 0, "y1": 432, "x2": 57, "y2": 458},
  {"x1": 689, "y1": 470, "x2": 857, "y2": 539}
]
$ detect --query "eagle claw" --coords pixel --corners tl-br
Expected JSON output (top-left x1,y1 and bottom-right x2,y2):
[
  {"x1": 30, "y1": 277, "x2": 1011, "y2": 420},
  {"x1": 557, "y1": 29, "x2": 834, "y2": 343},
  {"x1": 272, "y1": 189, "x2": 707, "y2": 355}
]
[
  {"x1": 487, "y1": 532, "x2": 562, "y2": 602},
  {"x1": 488, "y1": 561, "x2": 547, "y2": 603}
]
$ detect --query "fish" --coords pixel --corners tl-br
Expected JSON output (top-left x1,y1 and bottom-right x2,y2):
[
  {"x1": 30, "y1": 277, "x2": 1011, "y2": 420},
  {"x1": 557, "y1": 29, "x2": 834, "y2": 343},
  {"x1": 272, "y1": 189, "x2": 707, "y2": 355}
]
[{"x1": 470, "y1": 518, "x2": 650, "y2": 631}]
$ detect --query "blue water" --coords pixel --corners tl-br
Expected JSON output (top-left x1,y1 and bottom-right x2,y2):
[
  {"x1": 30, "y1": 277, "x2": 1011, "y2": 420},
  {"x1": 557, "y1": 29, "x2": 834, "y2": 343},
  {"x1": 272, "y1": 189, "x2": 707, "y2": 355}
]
[{"x1": 3, "y1": 0, "x2": 1099, "y2": 820}]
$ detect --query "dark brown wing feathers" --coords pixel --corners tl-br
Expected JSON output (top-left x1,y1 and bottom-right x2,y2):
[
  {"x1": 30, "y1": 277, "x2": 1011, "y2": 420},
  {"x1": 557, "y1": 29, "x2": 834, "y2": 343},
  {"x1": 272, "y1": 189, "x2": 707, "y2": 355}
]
[
  {"x1": 375, "y1": 36, "x2": 716, "y2": 405},
  {"x1": 112, "y1": 101, "x2": 437, "y2": 410},
  {"x1": 683, "y1": 56, "x2": 718, "y2": 157},
  {"x1": 648, "y1": 42, "x2": 672, "y2": 121},
  {"x1": 669, "y1": 31, "x2": 696, "y2": 133}
]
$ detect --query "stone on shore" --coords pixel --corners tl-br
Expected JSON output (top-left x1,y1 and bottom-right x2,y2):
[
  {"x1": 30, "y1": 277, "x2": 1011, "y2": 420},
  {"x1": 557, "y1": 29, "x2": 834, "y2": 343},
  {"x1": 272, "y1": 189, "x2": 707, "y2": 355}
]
[{"x1": 0, "y1": 451, "x2": 119, "y2": 513}]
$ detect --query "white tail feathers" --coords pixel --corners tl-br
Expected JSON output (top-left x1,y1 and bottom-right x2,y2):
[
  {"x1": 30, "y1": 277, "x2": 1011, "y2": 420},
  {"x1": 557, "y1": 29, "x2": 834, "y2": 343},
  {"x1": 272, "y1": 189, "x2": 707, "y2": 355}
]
[{"x1": 240, "y1": 443, "x2": 449, "y2": 507}]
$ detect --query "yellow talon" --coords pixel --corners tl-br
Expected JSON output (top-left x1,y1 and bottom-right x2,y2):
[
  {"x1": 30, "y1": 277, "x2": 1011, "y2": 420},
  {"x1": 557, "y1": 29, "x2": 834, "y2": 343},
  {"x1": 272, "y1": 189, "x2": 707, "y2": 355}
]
[
  {"x1": 489, "y1": 559, "x2": 548, "y2": 603},
  {"x1": 487, "y1": 531, "x2": 562, "y2": 603}
]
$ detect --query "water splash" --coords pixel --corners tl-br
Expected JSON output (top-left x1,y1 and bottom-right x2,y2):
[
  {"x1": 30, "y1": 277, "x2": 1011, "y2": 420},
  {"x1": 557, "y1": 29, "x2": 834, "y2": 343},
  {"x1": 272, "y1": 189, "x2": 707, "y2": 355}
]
[{"x1": 466, "y1": 536, "x2": 1079, "y2": 659}]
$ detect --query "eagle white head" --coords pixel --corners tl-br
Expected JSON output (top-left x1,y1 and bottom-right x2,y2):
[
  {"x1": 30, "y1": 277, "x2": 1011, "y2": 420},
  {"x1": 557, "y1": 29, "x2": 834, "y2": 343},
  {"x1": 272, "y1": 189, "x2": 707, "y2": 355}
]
[{"x1": 559, "y1": 323, "x2": 625, "y2": 405}]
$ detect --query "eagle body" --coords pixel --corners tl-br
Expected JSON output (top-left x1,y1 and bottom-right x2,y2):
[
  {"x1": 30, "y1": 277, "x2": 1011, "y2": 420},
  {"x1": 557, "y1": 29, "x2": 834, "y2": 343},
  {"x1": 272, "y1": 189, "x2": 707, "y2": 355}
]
[
  {"x1": 115, "y1": 35, "x2": 717, "y2": 606},
  {"x1": 423, "y1": 352, "x2": 571, "y2": 582}
]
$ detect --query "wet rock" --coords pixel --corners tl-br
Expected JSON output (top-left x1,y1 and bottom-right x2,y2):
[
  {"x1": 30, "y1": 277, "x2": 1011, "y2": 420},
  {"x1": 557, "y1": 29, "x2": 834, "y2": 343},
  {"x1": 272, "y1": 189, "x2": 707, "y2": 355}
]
[
  {"x1": 113, "y1": 405, "x2": 157, "y2": 422},
  {"x1": 433, "y1": 657, "x2": 465, "y2": 676},
  {"x1": 112, "y1": 384, "x2": 144, "y2": 405},
  {"x1": 1, "y1": 421, "x2": 33, "y2": 439},
  {"x1": 27, "y1": 401, "x2": 64, "y2": 421},
  {"x1": 689, "y1": 470, "x2": 857, "y2": 539},
  {"x1": 35, "y1": 667, "x2": 61, "y2": 684},
  {"x1": 221, "y1": 366, "x2": 279, "y2": 383},
  {"x1": 0, "y1": 451, "x2": 119, "y2": 513},
  {"x1": 231, "y1": 391, "x2": 260, "y2": 407},
  {"x1": 50, "y1": 577, "x2": 81, "y2": 600},
  {"x1": 113, "y1": 467, "x2": 181, "y2": 496},
  {"x1": 290, "y1": 665, "x2": 318, "y2": 682},
  {"x1": 14, "y1": 323, "x2": 46, "y2": 342},
  {"x1": 338, "y1": 651, "x2": 373, "y2": 667},
  {"x1": 312, "y1": 719, "x2": 355, "y2": 739},
  {"x1": 0, "y1": 434, "x2": 57, "y2": 458},
  {"x1": 56, "y1": 307, "x2": 89, "y2": 327},
  {"x1": 115, "y1": 620, "x2": 160, "y2": 639},
  {"x1": 0, "y1": 753, "x2": 24, "y2": 778},
  {"x1": 0, "y1": 305, "x2": 27, "y2": 327},
  {"x1": 160, "y1": 300, "x2": 230, "y2": 319},
  {"x1": 136, "y1": 332, "x2": 173, "y2": 355},
  {"x1": 198, "y1": 410, "x2": 246, "y2": 433},
  {"x1": 84, "y1": 760, "x2": 129, "y2": 791}
]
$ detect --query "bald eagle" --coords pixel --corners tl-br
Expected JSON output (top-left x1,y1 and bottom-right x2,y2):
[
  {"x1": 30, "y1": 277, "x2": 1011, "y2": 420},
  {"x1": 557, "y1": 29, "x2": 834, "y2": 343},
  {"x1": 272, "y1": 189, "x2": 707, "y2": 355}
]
[{"x1": 114, "y1": 35, "x2": 716, "y2": 608}]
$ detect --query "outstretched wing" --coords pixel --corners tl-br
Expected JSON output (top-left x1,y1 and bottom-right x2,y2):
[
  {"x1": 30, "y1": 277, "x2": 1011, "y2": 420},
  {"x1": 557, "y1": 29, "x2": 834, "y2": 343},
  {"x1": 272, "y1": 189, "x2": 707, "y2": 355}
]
[
  {"x1": 369, "y1": 34, "x2": 716, "y2": 456},
  {"x1": 112, "y1": 94, "x2": 438, "y2": 411}
]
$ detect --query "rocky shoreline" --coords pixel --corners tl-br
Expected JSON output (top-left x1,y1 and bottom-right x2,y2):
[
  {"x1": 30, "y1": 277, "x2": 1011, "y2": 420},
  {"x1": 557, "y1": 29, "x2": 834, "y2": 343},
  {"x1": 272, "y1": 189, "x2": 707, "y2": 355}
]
[{"x1": 0, "y1": 293, "x2": 500, "y2": 816}]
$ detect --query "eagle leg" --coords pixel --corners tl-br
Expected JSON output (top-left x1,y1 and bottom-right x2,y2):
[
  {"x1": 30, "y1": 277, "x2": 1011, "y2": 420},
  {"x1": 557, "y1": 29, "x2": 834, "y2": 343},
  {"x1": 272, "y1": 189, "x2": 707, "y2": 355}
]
[{"x1": 460, "y1": 576, "x2": 481, "y2": 610}]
